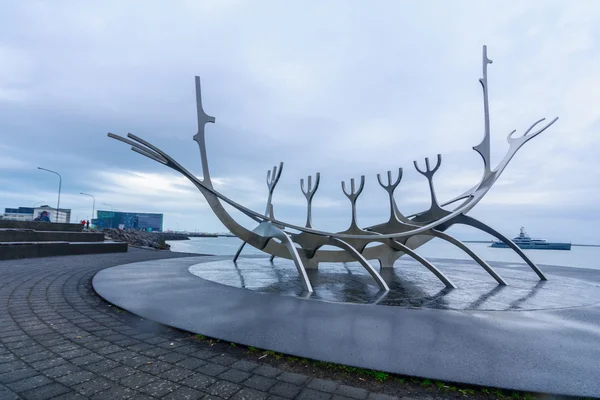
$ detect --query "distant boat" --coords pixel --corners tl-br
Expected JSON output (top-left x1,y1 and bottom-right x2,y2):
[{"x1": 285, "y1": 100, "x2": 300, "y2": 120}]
[{"x1": 491, "y1": 227, "x2": 571, "y2": 250}]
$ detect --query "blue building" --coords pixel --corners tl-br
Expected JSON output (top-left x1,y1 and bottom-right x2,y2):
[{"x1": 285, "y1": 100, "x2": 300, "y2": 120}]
[{"x1": 93, "y1": 211, "x2": 163, "y2": 232}]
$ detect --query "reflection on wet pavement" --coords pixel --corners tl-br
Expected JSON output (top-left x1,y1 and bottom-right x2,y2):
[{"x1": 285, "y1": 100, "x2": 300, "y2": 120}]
[{"x1": 188, "y1": 258, "x2": 600, "y2": 311}]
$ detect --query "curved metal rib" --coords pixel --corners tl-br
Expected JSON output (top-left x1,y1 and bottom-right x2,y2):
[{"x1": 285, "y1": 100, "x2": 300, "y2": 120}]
[
  {"x1": 452, "y1": 214, "x2": 546, "y2": 281},
  {"x1": 269, "y1": 227, "x2": 313, "y2": 293},
  {"x1": 329, "y1": 238, "x2": 389, "y2": 291},
  {"x1": 233, "y1": 241, "x2": 246, "y2": 263},
  {"x1": 386, "y1": 239, "x2": 456, "y2": 289},
  {"x1": 428, "y1": 230, "x2": 507, "y2": 285}
]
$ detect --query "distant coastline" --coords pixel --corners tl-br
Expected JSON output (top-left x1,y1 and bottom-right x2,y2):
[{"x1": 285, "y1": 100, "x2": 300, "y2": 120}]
[{"x1": 463, "y1": 240, "x2": 600, "y2": 248}]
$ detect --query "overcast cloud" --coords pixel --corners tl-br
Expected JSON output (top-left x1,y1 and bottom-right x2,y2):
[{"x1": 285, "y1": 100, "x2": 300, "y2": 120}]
[{"x1": 1, "y1": 0, "x2": 599, "y2": 243}]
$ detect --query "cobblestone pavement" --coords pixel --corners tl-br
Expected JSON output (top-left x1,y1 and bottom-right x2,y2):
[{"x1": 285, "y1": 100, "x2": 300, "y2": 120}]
[{"x1": 0, "y1": 249, "x2": 402, "y2": 400}]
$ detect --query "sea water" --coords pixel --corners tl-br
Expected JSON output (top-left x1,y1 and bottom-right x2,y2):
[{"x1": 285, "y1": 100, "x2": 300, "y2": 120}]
[{"x1": 167, "y1": 236, "x2": 600, "y2": 271}]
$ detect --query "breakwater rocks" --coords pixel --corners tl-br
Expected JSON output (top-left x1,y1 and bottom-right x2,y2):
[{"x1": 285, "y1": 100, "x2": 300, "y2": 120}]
[{"x1": 101, "y1": 229, "x2": 189, "y2": 250}]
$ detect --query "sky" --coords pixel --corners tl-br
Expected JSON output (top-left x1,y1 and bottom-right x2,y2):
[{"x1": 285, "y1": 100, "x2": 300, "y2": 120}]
[{"x1": 1, "y1": 0, "x2": 599, "y2": 243}]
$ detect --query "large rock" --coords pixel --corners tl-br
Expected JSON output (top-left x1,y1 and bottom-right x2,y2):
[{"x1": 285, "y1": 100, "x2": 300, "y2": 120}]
[{"x1": 100, "y1": 229, "x2": 189, "y2": 250}]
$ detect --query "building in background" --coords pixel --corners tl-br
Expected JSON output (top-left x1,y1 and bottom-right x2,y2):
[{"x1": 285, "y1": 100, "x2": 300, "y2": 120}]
[
  {"x1": 2, "y1": 205, "x2": 71, "y2": 223},
  {"x1": 93, "y1": 211, "x2": 163, "y2": 232}
]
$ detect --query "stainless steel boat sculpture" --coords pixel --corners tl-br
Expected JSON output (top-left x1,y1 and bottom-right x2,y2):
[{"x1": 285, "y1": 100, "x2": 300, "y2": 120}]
[{"x1": 108, "y1": 46, "x2": 557, "y2": 293}]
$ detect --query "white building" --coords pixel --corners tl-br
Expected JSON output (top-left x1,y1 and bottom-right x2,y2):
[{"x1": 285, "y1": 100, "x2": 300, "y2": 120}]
[
  {"x1": 3, "y1": 205, "x2": 71, "y2": 223},
  {"x1": 33, "y1": 206, "x2": 71, "y2": 223}
]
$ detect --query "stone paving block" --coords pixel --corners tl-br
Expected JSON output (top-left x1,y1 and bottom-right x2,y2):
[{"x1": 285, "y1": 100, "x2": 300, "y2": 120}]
[
  {"x1": 83, "y1": 359, "x2": 120, "y2": 374},
  {"x1": 72, "y1": 377, "x2": 113, "y2": 397},
  {"x1": 277, "y1": 372, "x2": 309, "y2": 385},
  {"x1": 6, "y1": 375, "x2": 53, "y2": 393},
  {"x1": 21, "y1": 382, "x2": 71, "y2": 400},
  {"x1": 70, "y1": 354, "x2": 105, "y2": 366},
  {"x1": 308, "y1": 378, "x2": 339, "y2": 393},
  {"x1": 268, "y1": 381, "x2": 302, "y2": 398},
  {"x1": 0, "y1": 385, "x2": 20, "y2": 400},
  {"x1": 297, "y1": 388, "x2": 333, "y2": 400},
  {"x1": 218, "y1": 368, "x2": 252, "y2": 384},
  {"x1": 231, "y1": 360, "x2": 260, "y2": 372},
  {"x1": 0, "y1": 361, "x2": 27, "y2": 374},
  {"x1": 119, "y1": 371, "x2": 157, "y2": 390},
  {"x1": 212, "y1": 354, "x2": 239, "y2": 366},
  {"x1": 158, "y1": 351, "x2": 187, "y2": 363},
  {"x1": 231, "y1": 387, "x2": 269, "y2": 400},
  {"x1": 158, "y1": 366, "x2": 195, "y2": 382},
  {"x1": 366, "y1": 394, "x2": 399, "y2": 400},
  {"x1": 163, "y1": 385, "x2": 205, "y2": 400},
  {"x1": 243, "y1": 375, "x2": 277, "y2": 391},
  {"x1": 55, "y1": 370, "x2": 95, "y2": 386},
  {"x1": 193, "y1": 349, "x2": 220, "y2": 360},
  {"x1": 335, "y1": 384, "x2": 369, "y2": 399},
  {"x1": 179, "y1": 372, "x2": 217, "y2": 390},
  {"x1": 206, "y1": 379, "x2": 242, "y2": 398},
  {"x1": 176, "y1": 356, "x2": 208, "y2": 370},
  {"x1": 0, "y1": 368, "x2": 39, "y2": 384},
  {"x1": 198, "y1": 362, "x2": 229, "y2": 377},
  {"x1": 30, "y1": 357, "x2": 68, "y2": 371},
  {"x1": 138, "y1": 378, "x2": 180, "y2": 397},
  {"x1": 42, "y1": 363, "x2": 81, "y2": 378},
  {"x1": 253, "y1": 365, "x2": 281, "y2": 378}
]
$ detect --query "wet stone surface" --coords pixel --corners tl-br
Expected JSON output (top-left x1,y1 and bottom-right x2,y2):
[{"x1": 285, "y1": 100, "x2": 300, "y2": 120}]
[
  {"x1": 189, "y1": 257, "x2": 600, "y2": 311},
  {"x1": 0, "y1": 249, "x2": 404, "y2": 400}
]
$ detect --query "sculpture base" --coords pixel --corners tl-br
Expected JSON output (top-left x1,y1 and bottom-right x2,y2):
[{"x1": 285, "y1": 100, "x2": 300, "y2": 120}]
[
  {"x1": 189, "y1": 257, "x2": 597, "y2": 311},
  {"x1": 93, "y1": 255, "x2": 600, "y2": 397}
]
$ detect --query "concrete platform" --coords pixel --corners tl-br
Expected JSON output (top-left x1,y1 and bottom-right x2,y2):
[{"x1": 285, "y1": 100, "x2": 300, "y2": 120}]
[
  {"x1": 0, "y1": 229, "x2": 105, "y2": 243},
  {"x1": 0, "y1": 241, "x2": 128, "y2": 260},
  {"x1": 0, "y1": 220, "x2": 84, "y2": 231},
  {"x1": 93, "y1": 255, "x2": 600, "y2": 397}
]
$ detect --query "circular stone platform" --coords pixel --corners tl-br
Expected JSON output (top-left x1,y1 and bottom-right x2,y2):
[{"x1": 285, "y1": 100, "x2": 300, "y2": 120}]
[
  {"x1": 189, "y1": 258, "x2": 600, "y2": 311},
  {"x1": 93, "y1": 255, "x2": 600, "y2": 397}
]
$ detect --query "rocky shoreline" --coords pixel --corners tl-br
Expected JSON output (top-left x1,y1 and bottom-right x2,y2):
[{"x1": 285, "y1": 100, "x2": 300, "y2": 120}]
[{"x1": 100, "y1": 229, "x2": 189, "y2": 250}]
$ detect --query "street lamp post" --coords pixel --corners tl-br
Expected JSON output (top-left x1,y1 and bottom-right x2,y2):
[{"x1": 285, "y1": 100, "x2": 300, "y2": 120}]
[
  {"x1": 80, "y1": 193, "x2": 95, "y2": 227},
  {"x1": 37, "y1": 167, "x2": 61, "y2": 223}
]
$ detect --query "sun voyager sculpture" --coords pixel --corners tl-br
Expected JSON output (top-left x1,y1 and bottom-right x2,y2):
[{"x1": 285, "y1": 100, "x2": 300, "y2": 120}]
[{"x1": 109, "y1": 46, "x2": 557, "y2": 293}]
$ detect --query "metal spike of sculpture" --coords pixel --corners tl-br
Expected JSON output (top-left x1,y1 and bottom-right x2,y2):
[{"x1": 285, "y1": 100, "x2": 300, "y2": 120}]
[{"x1": 108, "y1": 46, "x2": 557, "y2": 293}]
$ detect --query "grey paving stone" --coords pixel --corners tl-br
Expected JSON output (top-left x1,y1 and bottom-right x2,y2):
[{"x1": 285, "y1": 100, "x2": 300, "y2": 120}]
[
  {"x1": 20, "y1": 382, "x2": 71, "y2": 400},
  {"x1": 158, "y1": 351, "x2": 187, "y2": 363},
  {"x1": 6, "y1": 375, "x2": 53, "y2": 393},
  {"x1": 193, "y1": 349, "x2": 220, "y2": 360},
  {"x1": 332, "y1": 395, "x2": 356, "y2": 400},
  {"x1": 159, "y1": 366, "x2": 195, "y2": 382},
  {"x1": 335, "y1": 384, "x2": 368, "y2": 399},
  {"x1": 39, "y1": 363, "x2": 81, "y2": 378},
  {"x1": 243, "y1": 375, "x2": 277, "y2": 391},
  {"x1": 179, "y1": 372, "x2": 217, "y2": 390},
  {"x1": 366, "y1": 394, "x2": 399, "y2": 400},
  {"x1": 308, "y1": 378, "x2": 338, "y2": 393},
  {"x1": 198, "y1": 362, "x2": 229, "y2": 377},
  {"x1": 218, "y1": 368, "x2": 252, "y2": 383},
  {"x1": 367, "y1": 394, "x2": 399, "y2": 400},
  {"x1": 231, "y1": 387, "x2": 269, "y2": 400},
  {"x1": 230, "y1": 360, "x2": 260, "y2": 372},
  {"x1": 72, "y1": 377, "x2": 113, "y2": 396},
  {"x1": 119, "y1": 371, "x2": 157, "y2": 389},
  {"x1": 70, "y1": 354, "x2": 105, "y2": 366},
  {"x1": 176, "y1": 356, "x2": 208, "y2": 370},
  {"x1": 212, "y1": 354, "x2": 239, "y2": 366},
  {"x1": 0, "y1": 361, "x2": 27, "y2": 374},
  {"x1": 206, "y1": 380, "x2": 242, "y2": 398},
  {"x1": 277, "y1": 372, "x2": 309, "y2": 385},
  {"x1": 55, "y1": 370, "x2": 95, "y2": 386},
  {"x1": 268, "y1": 381, "x2": 302, "y2": 398},
  {"x1": 297, "y1": 388, "x2": 333, "y2": 400},
  {"x1": 90, "y1": 385, "x2": 135, "y2": 400},
  {"x1": 137, "y1": 360, "x2": 174, "y2": 374},
  {"x1": 30, "y1": 357, "x2": 68, "y2": 371},
  {"x1": 253, "y1": 365, "x2": 281, "y2": 378},
  {"x1": 138, "y1": 378, "x2": 180, "y2": 397},
  {"x1": 0, "y1": 368, "x2": 39, "y2": 384},
  {"x1": 0, "y1": 386, "x2": 22, "y2": 400},
  {"x1": 83, "y1": 359, "x2": 120, "y2": 374},
  {"x1": 163, "y1": 385, "x2": 205, "y2": 400}
]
